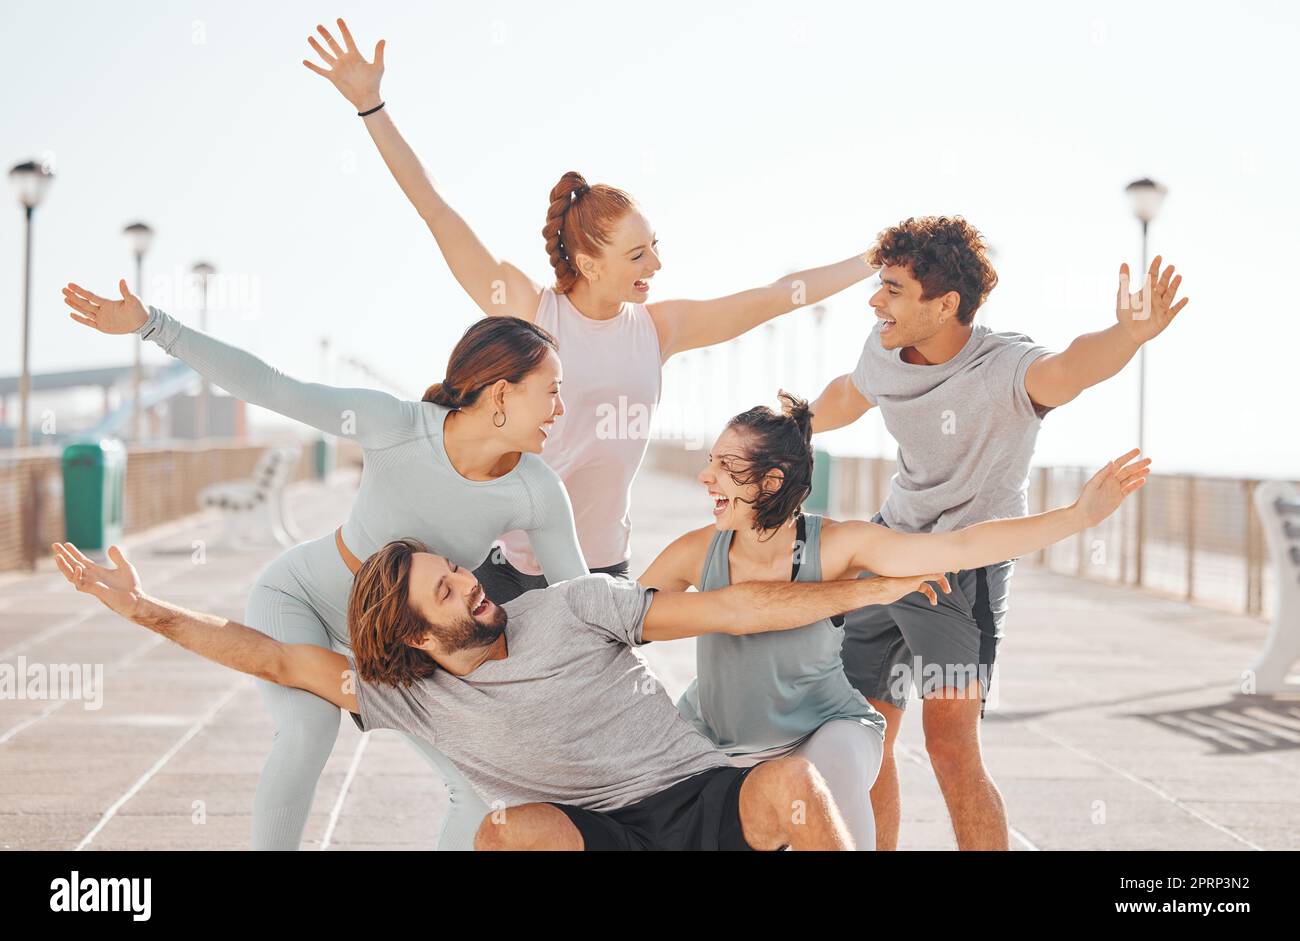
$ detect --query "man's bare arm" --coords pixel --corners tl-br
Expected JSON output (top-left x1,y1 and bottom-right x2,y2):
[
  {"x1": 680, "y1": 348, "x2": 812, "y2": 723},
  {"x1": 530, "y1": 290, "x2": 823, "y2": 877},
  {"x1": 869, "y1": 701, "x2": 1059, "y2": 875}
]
[
  {"x1": 51, "y1": 542, "x2": 357, "y2": 712},
  {"x1": 807, "y1": 373, "x2": 874, "y2": 433},
  {"x1": 1025, "y1": 256, "x2": 1188, "y2": 408},
  {"x1": 641, "y1": 572, "x2": 948, "y2": 642}
]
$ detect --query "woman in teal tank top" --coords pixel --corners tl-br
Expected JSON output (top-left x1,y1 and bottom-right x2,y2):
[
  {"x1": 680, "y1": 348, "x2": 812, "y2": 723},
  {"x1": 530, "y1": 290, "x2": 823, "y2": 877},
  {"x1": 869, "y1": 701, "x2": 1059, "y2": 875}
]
[{"x1": 640, "y1": 392, "x2": 1151, "y2": 849}]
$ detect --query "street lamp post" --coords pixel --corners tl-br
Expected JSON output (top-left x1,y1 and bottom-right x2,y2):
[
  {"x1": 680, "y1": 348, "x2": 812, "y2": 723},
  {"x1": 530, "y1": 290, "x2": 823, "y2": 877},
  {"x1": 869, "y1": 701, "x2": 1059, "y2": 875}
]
[
  {"x1": 123, "y1": 222, "x2": 154, "y2": 442},
  {"x1": 1124, "y1": 177, "x2": 1167, "y2": 587},
  {"x1": 192, "y1": 261, "x2": 215, "y2": 438},
  {"x1": 8, "y1": 160, "x2": 54, "y2": 450}
]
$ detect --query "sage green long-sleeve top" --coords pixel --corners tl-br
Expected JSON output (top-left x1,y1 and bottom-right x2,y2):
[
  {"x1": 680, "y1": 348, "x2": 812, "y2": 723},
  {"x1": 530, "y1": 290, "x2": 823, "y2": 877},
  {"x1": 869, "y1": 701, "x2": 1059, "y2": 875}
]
[{"x1": 138, "y1": 306, "x2": 588, "y2": 582}]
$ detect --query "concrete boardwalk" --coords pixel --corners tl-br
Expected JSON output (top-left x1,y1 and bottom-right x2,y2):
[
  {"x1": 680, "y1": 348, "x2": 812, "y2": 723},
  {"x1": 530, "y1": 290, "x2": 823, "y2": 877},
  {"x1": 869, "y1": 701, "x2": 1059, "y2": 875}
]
[{"x1": 2, "y1": 465, "x2": 1297, "y2": 850}]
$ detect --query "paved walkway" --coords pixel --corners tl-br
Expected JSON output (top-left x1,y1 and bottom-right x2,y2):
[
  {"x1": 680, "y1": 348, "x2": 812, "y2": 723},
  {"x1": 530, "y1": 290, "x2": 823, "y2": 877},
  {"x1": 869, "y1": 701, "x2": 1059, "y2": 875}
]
[{"x1": 2, "y1": 463, "x2": 1297, "y2": 850}]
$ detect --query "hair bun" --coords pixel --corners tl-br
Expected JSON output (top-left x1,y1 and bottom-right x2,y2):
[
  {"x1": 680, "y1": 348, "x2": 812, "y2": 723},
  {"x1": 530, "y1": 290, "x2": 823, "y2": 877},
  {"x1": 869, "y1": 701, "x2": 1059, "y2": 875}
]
[
  {"x1": 422, "y1": 381, "x2": 461, "y2": 407},
  {"x1": 777, "y1": 390, "x2": 813, "y2": 442},
  {"x1": 422, "y1": 317, "x2": 560, "y2": 413}
]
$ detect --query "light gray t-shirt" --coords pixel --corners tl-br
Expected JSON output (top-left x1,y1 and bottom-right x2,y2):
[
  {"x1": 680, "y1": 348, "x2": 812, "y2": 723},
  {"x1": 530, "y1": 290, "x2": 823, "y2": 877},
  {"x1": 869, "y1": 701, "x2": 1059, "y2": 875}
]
[
  {"x1": 851, "y1": 321, "x2": 1051, "y2": 534},
  {"x1": 347, "y1": 574, "x2": 728, "y2": 812}
]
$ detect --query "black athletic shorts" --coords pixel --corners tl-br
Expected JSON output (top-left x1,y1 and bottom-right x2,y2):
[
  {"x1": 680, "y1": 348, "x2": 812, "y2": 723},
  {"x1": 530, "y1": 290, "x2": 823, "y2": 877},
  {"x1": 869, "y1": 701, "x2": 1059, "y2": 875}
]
[{"x1": 548, "y1": 766, "x2": 757, "y2": 851}]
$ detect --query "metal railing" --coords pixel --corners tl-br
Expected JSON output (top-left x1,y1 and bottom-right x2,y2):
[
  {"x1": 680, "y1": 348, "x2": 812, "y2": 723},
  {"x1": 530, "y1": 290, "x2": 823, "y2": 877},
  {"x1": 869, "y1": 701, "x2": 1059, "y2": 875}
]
[
  {"x1": 830, "y1": 457, "x2": 1286, "y2": 618},
  {"x1": 0, "y1": 440, "x2": 315, "y2": 573},
  {"x1": 646, "y1": 442, "x2": 1289, "y2": 619}
]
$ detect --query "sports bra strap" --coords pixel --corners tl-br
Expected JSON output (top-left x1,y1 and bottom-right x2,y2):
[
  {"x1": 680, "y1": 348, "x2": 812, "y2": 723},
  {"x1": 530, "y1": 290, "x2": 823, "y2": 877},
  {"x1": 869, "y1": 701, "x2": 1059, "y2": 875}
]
[
  {"x1": 790, "y1": 513, "x2": 844, "y2": 627},
  {"x1": 791, "y1": 512, "x2": 807, "y2": 579}
]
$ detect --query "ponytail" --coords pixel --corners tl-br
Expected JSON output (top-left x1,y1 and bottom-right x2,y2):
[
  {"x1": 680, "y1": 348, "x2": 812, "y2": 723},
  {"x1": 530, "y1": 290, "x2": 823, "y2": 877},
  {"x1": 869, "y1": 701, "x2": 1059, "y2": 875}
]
[
  {"x1": 422, "y1": 381, "x2": 462, "y2": 408},
  {"x1": 541, "y1": 171, "x2": 636, "y2": 294}
]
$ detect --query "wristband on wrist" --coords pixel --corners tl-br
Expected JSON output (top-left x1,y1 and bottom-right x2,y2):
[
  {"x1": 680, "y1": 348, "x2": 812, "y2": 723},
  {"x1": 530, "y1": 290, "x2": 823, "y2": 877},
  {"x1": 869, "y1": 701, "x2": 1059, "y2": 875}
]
[{"x1": 358, "y1": 101, "x2": 385, "y2": 117}]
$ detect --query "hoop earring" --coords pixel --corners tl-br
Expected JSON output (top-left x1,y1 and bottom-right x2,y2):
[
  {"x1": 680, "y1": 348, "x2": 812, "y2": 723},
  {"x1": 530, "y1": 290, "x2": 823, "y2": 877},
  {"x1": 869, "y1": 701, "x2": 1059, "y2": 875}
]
[{"x1": 493, "y1": 411, "x2": 506, "y2": 428}]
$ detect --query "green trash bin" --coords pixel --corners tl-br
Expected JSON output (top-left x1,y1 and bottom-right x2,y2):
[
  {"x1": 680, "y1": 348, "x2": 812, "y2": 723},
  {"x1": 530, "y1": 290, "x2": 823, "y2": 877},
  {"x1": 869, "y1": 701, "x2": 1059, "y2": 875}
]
[
  {"x1": 62, "y1": 439, "x2": 127, "y2": 551},
  {"x1": 313, "y1": 436, "x2": 335, "y2": 480},
  {"x1": 805, "y1": 447, "x2": 833, "y2": 514}
]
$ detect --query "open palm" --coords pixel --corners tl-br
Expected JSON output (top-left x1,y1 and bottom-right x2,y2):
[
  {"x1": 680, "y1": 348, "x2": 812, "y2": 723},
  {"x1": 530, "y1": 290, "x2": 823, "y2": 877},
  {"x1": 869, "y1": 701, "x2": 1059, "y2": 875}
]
[
  {"x1": 1116, "y1": 255, "x2": 1189, "y2": 345},
  {"x1": 52, "y1": 543, "x2": 144, "y2": 619},
  {"x1": 1076, "y1": 449, "x2": 1151, "y2": 528},
  {"x1": 303, "y1": 18, "x2": 385, "y2": 112},
  {"x1": 62, "y1": 280, "x2": 148, "y2": 335}
]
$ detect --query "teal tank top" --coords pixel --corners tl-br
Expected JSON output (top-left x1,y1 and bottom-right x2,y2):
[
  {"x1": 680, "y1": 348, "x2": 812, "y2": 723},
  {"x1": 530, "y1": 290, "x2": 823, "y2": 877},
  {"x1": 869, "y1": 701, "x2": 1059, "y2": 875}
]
[{"x1": 676, "y1": 514, "x2": 887, "y2": 756}]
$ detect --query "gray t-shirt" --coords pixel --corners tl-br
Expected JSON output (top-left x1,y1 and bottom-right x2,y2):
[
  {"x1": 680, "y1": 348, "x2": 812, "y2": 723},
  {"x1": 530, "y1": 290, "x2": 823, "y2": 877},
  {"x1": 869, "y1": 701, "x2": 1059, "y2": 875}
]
[
  {"x1": 851, "y1": 321, "x2": 1050, "y2": 534},
  {"x1": 347, "y1": 574, "x2": 728, "y2": 812}
]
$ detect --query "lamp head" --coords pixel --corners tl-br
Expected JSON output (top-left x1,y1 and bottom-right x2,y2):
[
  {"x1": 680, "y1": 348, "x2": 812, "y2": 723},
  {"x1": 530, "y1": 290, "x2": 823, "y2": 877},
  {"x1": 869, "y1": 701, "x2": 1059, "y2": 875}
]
[
  {"x1": 123, "y1": 221, "x2": 155, "y2": 257},
  {"x1": 1125, "y1": 178, "x2": 1168, "y2": 224},
  {"x1": 9, "y1": 160, "x2": 54, "y2": 210}
]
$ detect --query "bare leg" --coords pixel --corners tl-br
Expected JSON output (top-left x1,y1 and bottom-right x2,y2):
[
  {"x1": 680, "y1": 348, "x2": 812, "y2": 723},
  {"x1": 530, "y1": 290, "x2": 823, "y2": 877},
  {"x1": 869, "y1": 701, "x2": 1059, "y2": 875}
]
[
  {"x1": 737, "y1": 756, "x2": 853, "y2": 850},
  {"x1": 867, "y1": 698, "x2": 904, "y2": 851},
  {"x1": 790, "y1": 719, "x2": 883, "y2": 851},
  {"x1": 474, "y1": 803, "x2": 584, "y2": 851},
  {"x1": 922, "y1": 680, "x2": 1008, "y2": 850}
]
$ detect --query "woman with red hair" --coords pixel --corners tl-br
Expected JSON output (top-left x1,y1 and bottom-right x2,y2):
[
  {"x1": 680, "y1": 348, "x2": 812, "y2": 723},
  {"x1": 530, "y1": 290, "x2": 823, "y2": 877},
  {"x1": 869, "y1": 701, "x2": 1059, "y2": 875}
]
[{"x1": 304, "y1": 18, "x2": 879, "y2": 604}]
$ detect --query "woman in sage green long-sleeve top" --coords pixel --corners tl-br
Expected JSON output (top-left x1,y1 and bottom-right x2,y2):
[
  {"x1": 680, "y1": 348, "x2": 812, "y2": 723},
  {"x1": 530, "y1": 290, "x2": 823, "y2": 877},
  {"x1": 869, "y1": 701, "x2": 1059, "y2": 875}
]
[{"x1": 62, "y1": 279, "x2": 588, "y2": 850}]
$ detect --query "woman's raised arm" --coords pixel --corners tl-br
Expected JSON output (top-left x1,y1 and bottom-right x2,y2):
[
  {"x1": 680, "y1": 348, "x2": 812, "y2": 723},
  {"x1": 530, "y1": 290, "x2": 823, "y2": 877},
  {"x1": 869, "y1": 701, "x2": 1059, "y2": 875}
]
[
  {"x1": 304, "y1": 18, "x2": 542, "y2": 321},
  {"x1": 62, "y1": 280, "x2": 416, "y2": 449},
  {"x1": 648, "y1": 252, "x2": 877, "y2": 361},
  {"x1": 832, "y1": 451, "x2": 1151, "y2": 577}
]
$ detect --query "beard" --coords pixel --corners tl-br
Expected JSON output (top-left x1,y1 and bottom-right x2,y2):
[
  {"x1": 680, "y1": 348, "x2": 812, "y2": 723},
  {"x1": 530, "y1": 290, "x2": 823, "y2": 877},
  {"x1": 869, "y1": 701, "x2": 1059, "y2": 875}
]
[{"x1": 437, "y1": 603, "x2": 508, "y2": 654}]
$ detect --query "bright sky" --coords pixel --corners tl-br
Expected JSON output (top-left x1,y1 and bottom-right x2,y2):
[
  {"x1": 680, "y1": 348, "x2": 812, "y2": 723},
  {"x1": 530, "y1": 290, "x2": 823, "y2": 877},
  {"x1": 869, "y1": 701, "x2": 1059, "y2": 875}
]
[{"x1": 3, "y1": 0, "x2": 1297, "y2": 477}]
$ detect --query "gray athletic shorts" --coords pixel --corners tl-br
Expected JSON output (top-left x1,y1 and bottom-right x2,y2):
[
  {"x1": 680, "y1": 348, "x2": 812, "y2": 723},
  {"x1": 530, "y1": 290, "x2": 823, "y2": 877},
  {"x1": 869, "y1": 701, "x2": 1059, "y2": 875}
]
[{"x1": 840, "y1": 514, "x2": 1015, "y2": 718}]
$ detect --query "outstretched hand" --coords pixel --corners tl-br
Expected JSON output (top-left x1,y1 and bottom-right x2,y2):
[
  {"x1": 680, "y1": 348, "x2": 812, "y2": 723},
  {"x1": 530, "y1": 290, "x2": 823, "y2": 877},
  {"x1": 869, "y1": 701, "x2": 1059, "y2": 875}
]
[
  {"x1": 303, "y1": 18, "x2": 385, "y2": 112},
  {"x1": 62, "y1": 280, "x2": 148, "y2": 335},
  {"x1": 1075, "y1": 448, "x2": 1151, "y2": 528},
  {"x1": 52, "y1": 542, "x2": 144, "y2": 620},
  {"x1": 1116, "y1": 255, "x2": 1189, "y2": 345}
]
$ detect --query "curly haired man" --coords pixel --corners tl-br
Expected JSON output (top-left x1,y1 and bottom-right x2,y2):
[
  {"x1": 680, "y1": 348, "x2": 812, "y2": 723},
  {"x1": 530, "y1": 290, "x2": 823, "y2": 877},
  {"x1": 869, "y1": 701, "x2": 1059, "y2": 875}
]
[{"x1": 807, "y1": 215, "x2": 1189, "y2": 850}]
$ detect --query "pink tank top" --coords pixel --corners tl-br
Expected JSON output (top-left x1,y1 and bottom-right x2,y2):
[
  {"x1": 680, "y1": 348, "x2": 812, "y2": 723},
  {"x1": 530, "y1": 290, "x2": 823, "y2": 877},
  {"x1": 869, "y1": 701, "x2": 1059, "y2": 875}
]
[{"x1": 497, "y1": 288, "x2": 663, "y2": 574}]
